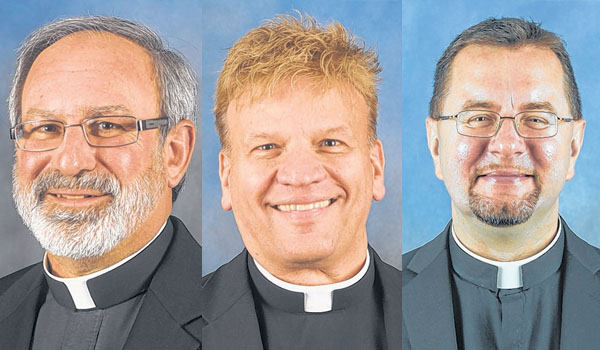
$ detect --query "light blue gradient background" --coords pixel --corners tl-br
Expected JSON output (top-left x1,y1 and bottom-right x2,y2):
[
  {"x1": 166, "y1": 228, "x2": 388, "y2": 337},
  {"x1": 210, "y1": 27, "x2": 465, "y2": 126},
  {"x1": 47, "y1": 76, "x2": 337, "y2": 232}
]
[
  {"x1": 203, "y1": 0, "x2": 401, "y2": 274},
  {"x1": 403, "y1": 0, "x2": 600, "y2": 253},
  {"x1": 0, "y1": 0, "x2": 201, "y2": 278}
]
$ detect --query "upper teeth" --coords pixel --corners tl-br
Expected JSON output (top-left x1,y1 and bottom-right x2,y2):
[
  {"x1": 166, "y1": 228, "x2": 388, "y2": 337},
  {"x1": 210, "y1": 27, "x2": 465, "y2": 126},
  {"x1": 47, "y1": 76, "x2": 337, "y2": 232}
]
[
  {"x1": 56, "y1": 194, "x2": 88, "y2": 199},
  {"x1": 276, "y1": 199, "x2": 332, "y2": 212}
]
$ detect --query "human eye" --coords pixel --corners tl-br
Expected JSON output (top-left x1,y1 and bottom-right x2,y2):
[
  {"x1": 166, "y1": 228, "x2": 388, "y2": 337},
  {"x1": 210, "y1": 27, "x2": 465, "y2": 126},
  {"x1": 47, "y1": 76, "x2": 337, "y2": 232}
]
[
  {"x1": 26, "y1": 121, "x2": 63, "y2": 139},
  {"x1": 87, "y1": 117, "x2": 131, "y2": 137},
  {"x1": 463, "y1": 112, "x2": 496, "y2": 127},
  {"x1": 320, "y1": 139, "x2": 341, "y2": 147},
  {"x1": 520, "y1": 113, "x2": 552, "y2": 130},
  {"x1": 257, "y1": 143, "x2": 277, "y2": 151}
]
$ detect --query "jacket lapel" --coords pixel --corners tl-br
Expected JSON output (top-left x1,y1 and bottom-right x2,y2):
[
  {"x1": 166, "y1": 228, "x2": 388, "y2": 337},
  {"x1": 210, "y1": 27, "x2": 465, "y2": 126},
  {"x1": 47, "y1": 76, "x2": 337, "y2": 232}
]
[
  {"x1": 403, "y1": 223, "x2": 458, "y2": 349},
  {"x1": 125, "y1": 217, "x2": 202, "y2": 349},
  {"x1": 559, "y1": 221, "x2": 600, "y2": 348},
  {"x1": 0, "y1": 264, "x2": 47, "y2": 349},
  {"x1": 203, "y1": 250, "x2": 264, "y2": 350}
]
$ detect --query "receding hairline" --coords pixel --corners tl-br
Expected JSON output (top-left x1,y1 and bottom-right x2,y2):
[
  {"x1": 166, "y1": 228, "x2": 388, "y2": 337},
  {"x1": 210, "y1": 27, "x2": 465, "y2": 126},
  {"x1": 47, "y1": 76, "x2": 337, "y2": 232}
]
[
  {"x1": 438, "y1": 42, "x2": 571, "y2": 115},
  {"x1": 21, "y1": 30, "x2": 161, "y2": 116}
]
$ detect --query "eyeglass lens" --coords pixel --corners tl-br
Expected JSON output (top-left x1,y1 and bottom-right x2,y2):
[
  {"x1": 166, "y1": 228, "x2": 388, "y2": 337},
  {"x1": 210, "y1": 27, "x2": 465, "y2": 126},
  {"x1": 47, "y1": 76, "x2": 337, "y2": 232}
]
[
  {"x1": 14, "y1": 116, "x2": 139, "y2": 151},
  {"x1": 457, "y1": 110, "x2": 558, "y2": 138}
]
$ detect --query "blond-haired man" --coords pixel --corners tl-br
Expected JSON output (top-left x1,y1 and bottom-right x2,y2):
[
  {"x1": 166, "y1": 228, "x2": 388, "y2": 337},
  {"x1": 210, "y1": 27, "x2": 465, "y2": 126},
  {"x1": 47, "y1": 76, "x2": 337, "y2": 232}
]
[{"x1": 202, "y1": 14, "x2": 401, "y2": 349}]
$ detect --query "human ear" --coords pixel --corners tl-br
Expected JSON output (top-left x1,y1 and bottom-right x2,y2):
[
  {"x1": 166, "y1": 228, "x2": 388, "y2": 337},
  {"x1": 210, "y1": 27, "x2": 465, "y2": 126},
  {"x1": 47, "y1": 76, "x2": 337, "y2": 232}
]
[
  {"x1": 370, "y1": 139, "x2": 386, "y2": 201},
  {"x1": 219, "y1": 150, "x2": 233, "y2": 210},
  {"x1": 566, "y1": 118, "x2": 586, "y2": 181},
  {"x1": 426, "y1": 117, "x2": 444, "y2": 180},
  {"x1": 164, "y1": 120, "x2": 196, "y2": 189}
]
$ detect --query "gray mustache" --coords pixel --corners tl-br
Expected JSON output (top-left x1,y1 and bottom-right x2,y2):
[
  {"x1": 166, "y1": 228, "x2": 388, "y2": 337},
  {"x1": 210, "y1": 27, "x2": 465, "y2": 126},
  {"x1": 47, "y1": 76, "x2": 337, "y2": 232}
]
[{"x1": 33, "y1": 171, "x2": 121, "y2": 201}]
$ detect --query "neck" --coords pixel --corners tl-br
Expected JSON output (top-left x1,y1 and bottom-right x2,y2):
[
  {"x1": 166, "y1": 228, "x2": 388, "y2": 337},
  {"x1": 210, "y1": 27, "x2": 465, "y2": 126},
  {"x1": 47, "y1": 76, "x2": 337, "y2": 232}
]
[
  {"x1": 48, "y1": 195, "x2": 172, "y2": 278},
  {"x1": 253, "y1": 240, "x2": 368, "y2": 286},
  {"x1": 451, "y1": 201, "x2": 559, "y2": 261}
]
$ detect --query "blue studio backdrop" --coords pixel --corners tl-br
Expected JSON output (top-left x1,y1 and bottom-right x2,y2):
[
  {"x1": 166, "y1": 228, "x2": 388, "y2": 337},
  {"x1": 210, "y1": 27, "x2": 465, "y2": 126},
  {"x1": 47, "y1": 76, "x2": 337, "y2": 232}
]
[
  {"x1": 402, "y1": 0, "x2": 600, "y2": 253},
  {"x1": 0, "y1": 0, "x2": 202, "y2": 278},
  {"x1": 202, "y1": 0, "x2": 402, "y2": 274}
]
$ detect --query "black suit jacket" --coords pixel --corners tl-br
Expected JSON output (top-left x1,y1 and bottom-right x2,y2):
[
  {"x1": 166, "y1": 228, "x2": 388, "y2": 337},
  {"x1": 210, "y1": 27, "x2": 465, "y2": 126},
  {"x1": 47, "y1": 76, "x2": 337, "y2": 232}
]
[
  {"x1": 202, "y1": 247, "x2": 401, "y2": 350},
  {"x1": 402, "y1": 218, "x2": 600, "y2": 349},
  {"x1": 0, "y1": 216, "x2": 203, "y2": 350}
]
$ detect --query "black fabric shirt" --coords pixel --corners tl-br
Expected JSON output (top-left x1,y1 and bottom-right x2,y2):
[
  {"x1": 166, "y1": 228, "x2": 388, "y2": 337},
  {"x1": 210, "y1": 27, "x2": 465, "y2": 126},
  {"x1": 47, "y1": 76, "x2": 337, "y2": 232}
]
[
  {"x1": 31, "y1": 220, "x2": 174, "y2": 350},
  {"x1": 449, "y1": 227, "x2": 565, "y2": 350},
  {"x1": 248, "y1": 252, "x2": 386, "y2": 350}
]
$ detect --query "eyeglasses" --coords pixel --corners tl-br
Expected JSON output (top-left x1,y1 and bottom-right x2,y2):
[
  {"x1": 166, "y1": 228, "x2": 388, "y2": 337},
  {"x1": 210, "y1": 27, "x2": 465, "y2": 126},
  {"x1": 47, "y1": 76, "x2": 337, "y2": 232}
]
[
  {"x1": 435, "y1": 110, "x2": 574, "y2": 139},
  {"x1": 10, "y1": 116, "x2": 168, "y2": 151}
]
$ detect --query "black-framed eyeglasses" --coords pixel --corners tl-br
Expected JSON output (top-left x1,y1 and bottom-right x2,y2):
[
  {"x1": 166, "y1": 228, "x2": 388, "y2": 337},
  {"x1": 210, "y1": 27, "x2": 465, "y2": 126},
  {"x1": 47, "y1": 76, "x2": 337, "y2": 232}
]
[
  {"x1": 434, "y1": 110, "x2": 574, "y2": 139},
  {"x1": 10, "y1": 116, "x2": 169, "y2": 151}
]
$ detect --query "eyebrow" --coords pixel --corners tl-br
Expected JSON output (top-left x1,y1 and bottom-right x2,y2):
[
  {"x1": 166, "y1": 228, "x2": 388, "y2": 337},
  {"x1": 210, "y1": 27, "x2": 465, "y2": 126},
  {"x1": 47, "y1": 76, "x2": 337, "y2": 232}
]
[
  {"x1": 245, "y1": 126, "x2": 354, "y2": 141},
  {"x1": 461, "y1": 100, "x2": 501, "y2": 111},
  {"x1": 460, "y1": 100, "x2": 557, "y2": 114},
  {"x1": 23, "y1": 105, "x2": 133, "y2": 120},
  {"x1": 518, "y1": 101, "x2": 557, "y2": 113}
]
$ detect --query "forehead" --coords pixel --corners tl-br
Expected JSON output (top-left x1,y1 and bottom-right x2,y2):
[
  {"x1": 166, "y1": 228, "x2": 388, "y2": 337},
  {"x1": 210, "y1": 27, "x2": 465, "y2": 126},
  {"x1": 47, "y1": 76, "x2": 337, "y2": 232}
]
[
  {"x1": 444, "y1": 44, "x2": 568, "y2": 113},
  {"x1": 226, "y1": 80, "x2": 369, "y2": 132},
  {"x1": 27, "y1": 30, "x2": 154, "y2": 77},
  {"x1": 21, "y1": 31, "x2": 157, "y2": 116}
]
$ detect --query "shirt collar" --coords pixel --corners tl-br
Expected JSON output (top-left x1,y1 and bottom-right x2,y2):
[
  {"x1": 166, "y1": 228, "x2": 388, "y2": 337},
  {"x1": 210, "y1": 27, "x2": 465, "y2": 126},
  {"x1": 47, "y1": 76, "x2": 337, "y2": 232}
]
[
  {"x1": 250, "y1": 249, "x2": 371, "y2": 313},
  {"x1": 450, "y1": 220, "x2": 563, "y2": 289},
  {"x1": 44, "y1": 219, "x2": 171, "y2": 310}
]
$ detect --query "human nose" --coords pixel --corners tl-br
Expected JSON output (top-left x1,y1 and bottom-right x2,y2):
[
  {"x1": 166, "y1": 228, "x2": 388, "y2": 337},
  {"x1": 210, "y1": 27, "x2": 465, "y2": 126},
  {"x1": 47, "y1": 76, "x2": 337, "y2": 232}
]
[
  {"x1": 276, "y1": 147, "x2": 327, "y2": 186},
  {"x1": 48, "y1": 125, "x2": 97, "y2": 176},
  {"x1": 487, "y1": 117, "x2": 527, "y2": 158}
]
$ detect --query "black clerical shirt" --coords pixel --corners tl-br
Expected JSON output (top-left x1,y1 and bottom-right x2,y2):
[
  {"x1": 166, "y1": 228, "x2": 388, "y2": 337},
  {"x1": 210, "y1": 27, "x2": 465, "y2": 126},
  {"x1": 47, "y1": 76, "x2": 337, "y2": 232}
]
[
  {"x1": 31, "y1": 220, "x2": 173, "y2": 350},
  {"x1": 449, "y1": 226, "x2": 565, "y2": 350},
  {"x1": 247, "y1": 251, "x2": 386, "y2": 350}
]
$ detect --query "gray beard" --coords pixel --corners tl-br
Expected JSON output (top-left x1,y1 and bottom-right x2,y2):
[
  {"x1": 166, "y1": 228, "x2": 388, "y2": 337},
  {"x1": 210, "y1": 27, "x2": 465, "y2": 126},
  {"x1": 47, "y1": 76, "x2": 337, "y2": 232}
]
[
  {"x1": 468, "y1": 189, "x2": 540, "y2": 227},
  {"x1": 12, "y1": 153, "x2": 165, "y2": 259}
]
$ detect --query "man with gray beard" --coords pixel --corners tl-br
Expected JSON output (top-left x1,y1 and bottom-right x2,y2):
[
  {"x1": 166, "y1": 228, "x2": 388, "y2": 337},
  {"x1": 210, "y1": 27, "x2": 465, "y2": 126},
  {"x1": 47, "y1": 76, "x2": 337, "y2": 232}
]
[
  {"x1": 402, "y1": 18, "x2": 599, "y2": 349},
  {"x1": 0, "y1": 16, "x2": 202, "y2": 349}
]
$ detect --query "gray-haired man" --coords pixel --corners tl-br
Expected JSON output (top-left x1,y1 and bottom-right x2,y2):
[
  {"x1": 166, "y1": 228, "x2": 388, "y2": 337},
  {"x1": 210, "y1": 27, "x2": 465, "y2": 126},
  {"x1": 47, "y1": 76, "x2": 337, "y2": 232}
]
[
  {"x1": 0, "y1": 16, "x2": 201, "y2": 349},
  {"x1": 403, "y1": 18, "x2": 597, "y2": 349}
]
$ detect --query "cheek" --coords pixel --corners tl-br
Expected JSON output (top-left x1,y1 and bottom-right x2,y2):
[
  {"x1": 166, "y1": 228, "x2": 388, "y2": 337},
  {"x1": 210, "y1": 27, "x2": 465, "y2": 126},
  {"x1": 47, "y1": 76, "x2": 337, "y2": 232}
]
[
  {"x1": 95, "y1": 147, "x2": 148, "y2": 182},
  {"x1": 14, "y1": 152, "x2": 50, "y2": 183},
  {"x1": 456, "y1": 142, "x2": 470, "y2": 164},
  {"x1": 528, "y1": 140, "x2": 569, "y2": 185},
  {"x1": 542, "y1": 143, "x2": 556, "y2": 160},
  {"x1": 230, "y1": 160, "x2": 273, "y2": 203},
  {"x1": 442, "y1": 139, "x2": 486, "y2": 179}
]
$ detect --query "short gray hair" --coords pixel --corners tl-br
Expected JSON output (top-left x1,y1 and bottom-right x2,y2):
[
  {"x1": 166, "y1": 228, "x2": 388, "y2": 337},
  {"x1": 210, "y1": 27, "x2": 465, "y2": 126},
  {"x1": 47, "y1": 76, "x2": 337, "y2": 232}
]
[
  {"x1": 8, "y1": 15, "x2": 197, "y2": 201},
  {"x1": 430, "y1": 17, "x2": 581, "y2": 120}
]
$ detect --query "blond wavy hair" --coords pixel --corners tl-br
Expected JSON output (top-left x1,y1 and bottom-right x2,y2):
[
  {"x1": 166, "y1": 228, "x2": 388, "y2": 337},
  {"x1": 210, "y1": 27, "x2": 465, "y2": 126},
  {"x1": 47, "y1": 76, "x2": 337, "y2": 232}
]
[{"x1": 214, "y1": 13, "x2": 382, "y2": 151}]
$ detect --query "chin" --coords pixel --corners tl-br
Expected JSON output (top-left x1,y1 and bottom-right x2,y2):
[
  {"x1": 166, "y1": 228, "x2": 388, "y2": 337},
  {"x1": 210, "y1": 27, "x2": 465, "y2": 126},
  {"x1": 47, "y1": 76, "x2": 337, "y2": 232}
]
[{"x1": 279, "y1": 242, "x2": 337, "y2": 266}]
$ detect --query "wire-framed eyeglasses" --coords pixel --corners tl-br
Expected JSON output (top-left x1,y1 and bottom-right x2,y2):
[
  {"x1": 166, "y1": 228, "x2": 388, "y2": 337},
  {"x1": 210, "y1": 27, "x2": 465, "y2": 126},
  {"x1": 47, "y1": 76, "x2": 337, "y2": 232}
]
[
  {"x1": 10, "y1": 116, "x2": 168, "y2": 151},
  {"x1": 434, "y1": 110, "x2": 574, "y2": 138}
]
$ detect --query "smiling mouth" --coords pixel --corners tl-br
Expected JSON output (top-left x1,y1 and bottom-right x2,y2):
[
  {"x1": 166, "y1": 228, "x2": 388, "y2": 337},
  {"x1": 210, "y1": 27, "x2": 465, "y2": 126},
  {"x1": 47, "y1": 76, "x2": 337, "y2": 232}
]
[
  {"x1": 49, "y1": 193, "x2": 103, "y2": 200},
  {"x1": 273, "y1": 199, "x2": 335, "y2": 212}
]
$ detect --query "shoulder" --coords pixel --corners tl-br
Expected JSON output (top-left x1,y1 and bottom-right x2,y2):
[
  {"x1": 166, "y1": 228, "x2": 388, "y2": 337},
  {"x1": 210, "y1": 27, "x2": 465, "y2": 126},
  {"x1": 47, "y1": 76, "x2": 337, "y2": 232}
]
[
  {"x1": 202, "y1": 250, "x2": 248, "y2": 290},
  {"x1": 561, "y1": 218, "x2": 600, "y2": 271},
  {"x1": 0, "y1": 263, "x2": 42, "y2": 297},
  {"x1": 401, "y1": 223, "x2": 452, "y2": 286},
  {"x1": 370, "y1": 247, "x2": 402, "y2": 283},
  {"x1": 202, "y1": 250, "x2": 253, "y2": 323}
]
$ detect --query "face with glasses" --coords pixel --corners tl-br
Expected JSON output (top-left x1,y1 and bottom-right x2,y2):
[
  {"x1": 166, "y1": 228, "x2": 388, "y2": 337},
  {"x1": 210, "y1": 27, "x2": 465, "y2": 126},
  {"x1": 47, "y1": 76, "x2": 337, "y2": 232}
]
[
  {"x1": 426, "y1": 44, "x2": 585, "y2": 227},
  {"x1": 12, "y1": 31, "x2": 174, "y2": 263}
]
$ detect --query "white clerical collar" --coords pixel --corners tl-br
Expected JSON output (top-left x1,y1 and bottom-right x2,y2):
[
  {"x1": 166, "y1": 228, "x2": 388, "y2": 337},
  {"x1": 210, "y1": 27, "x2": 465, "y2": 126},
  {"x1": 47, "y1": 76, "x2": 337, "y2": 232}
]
[
  {"x1": 452, "y1": 220, "x2": 561, "y2": 289},
  {"x1": 253, "y1": 250, "x2": 371, "y2": 313},
  {"x1": 43, "y1": 219, "x2": 168, "y2": 309}
]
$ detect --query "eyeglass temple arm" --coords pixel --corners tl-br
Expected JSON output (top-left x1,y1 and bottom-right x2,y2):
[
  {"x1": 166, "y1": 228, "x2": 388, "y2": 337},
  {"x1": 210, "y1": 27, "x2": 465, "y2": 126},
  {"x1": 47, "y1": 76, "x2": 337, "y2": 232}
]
[
  {"x1": 435, "y1": 115, "x2": 457, "y2": 120},
  {"x1": 137, "y1": 117, "x2": 169, "y2": 131}
]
